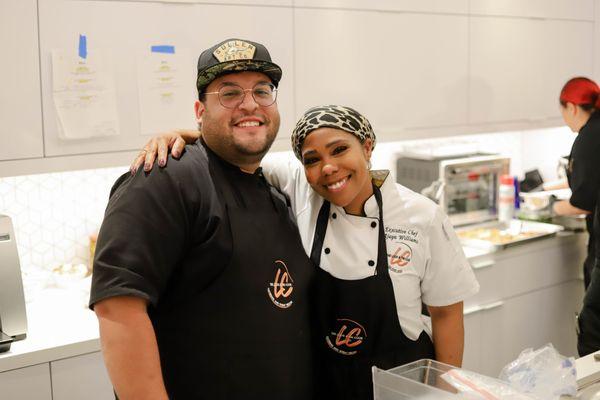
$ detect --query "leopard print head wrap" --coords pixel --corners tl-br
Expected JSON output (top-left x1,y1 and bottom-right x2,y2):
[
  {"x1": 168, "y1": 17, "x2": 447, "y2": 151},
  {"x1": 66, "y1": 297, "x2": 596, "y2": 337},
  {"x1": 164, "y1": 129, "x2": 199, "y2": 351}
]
[{"x1": 291, "y1": 105, "x2": 376, "y2": 160}]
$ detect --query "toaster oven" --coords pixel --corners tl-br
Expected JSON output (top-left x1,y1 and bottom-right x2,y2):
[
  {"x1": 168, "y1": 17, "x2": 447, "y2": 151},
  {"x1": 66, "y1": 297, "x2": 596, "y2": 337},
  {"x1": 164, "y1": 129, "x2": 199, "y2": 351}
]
[{"x1": 396, "y1": 153, "x2": 510, "y2": 226}]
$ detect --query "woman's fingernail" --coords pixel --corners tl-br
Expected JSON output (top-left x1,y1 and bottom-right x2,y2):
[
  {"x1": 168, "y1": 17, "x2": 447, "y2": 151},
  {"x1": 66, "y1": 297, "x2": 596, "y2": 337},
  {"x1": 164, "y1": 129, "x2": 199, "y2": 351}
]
[
  {"x1": 159, "y1": 158, "x2": 166, "y2": 167},
  {"x1": 144, "y1": 163, "x2": 151, "y2": 171}
]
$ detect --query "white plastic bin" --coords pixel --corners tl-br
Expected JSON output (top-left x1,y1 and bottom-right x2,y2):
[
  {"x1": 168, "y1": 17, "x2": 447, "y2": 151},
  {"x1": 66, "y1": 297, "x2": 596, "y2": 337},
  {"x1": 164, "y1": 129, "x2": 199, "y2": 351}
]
[{"x1": 373, "y1": 359, "x2": 469, "y2": 399}]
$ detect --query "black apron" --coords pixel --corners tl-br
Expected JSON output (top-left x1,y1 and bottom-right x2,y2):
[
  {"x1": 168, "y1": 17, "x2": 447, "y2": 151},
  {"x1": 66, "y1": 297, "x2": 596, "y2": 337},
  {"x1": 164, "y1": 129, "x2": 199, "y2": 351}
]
[
  {"x1": 566, "y1": 157, "x2": 596, "y2": 289},
  {"x1": 577, "y1": 196, "x2": 600, "y2": 356},
  {"x1": 310, "y1": 184, "x2": 435, "y2": 400},
  {"x1": 156, "y1": 162, "x2": 315, "y2": 399}
]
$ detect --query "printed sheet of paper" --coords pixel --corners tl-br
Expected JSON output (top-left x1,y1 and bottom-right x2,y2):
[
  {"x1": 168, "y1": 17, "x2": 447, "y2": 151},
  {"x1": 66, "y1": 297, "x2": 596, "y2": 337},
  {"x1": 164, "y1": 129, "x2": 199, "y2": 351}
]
[
  {"x1": 137, "y1": 47, "x2": 196, "y2": 136},
  {"x1": 51, "y1": 49, "x2": 120, "y2": 139}
]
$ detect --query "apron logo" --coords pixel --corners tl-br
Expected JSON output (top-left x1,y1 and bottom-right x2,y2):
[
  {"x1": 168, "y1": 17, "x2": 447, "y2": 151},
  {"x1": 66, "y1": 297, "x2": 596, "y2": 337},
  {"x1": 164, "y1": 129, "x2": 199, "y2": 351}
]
[
  {"x1": 325, "y1": 319, "x2": 367, "y2": 356},
  {"x1": 389, "y1": 242, "x2": 412, "y2": 272},
  {"x1": 267, "y1": 260, "x2": 294, "y2": 309}
]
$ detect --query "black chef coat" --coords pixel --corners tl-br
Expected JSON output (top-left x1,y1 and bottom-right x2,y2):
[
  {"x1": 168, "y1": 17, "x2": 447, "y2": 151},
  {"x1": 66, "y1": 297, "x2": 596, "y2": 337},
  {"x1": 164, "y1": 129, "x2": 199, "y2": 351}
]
[
  {"x1": 567, "y1": 111, "x2": 600, "y2": 288},
  {"x1": 578, "y1": 196, "x2": 600, "y2": 356},
  {"x1": 89, "y1": 138, "x2": 315, "y2": 399}
]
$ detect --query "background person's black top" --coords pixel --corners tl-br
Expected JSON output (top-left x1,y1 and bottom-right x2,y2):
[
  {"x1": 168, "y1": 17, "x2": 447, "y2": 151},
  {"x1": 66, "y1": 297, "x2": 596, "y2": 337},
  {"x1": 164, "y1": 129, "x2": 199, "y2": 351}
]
[
  {"x1": 567, "y1": 111, "x2": 600, "y2": 288},
  {"x1": 578, "y1": 111, "x2": 600, "y2": 356},
  {"x1": 89, "y1": 139, "x2": 315, "y2": 399}
]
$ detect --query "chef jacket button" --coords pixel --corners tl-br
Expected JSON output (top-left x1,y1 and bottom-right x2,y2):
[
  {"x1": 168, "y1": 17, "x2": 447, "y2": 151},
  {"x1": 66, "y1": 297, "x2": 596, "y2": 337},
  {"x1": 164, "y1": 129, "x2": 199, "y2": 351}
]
[
  {"x1": 368, "y1": 260, "x2": 375, "y2": 266},
  {"x1": 332, "y1": 213, "x2": 337, "y2": 219},
  {"x1": 371, "y1": 221, "x2": 377, "y2": 228},
  {"x1": 325, "y1": 248, "x2": 331, "y2": 254}
]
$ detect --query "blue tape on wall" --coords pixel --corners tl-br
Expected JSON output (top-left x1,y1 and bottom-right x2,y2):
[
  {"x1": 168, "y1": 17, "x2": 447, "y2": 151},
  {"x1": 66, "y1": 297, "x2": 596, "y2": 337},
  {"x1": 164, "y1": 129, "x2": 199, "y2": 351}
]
[
  {"x1": 151, "y1": 45, "x2": 175, "y2": 54},
  {"x1": 78, "y1": 34, "x2": 87, "y2": 59}
]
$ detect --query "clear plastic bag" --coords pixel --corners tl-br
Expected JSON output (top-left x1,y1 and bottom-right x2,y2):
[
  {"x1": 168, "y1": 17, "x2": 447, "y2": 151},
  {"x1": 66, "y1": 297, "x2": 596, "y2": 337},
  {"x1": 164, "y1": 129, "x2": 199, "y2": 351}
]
[
  {"x1": 441, "y1": 368, "x2": 537, "y2": 399},
  {"x1": 498, "y1": 343, "x2": 577, "y2": 399}
]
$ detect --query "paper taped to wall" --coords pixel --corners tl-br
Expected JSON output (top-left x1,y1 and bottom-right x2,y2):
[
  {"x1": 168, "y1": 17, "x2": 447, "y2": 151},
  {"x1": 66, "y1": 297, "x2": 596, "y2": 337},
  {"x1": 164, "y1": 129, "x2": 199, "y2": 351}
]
[
  {"x1": 137, "y1": 46, "x2": 196, "y2": 136},
  {"x1": 51, "y1": 48, "x2": 120, "y2": 140}
]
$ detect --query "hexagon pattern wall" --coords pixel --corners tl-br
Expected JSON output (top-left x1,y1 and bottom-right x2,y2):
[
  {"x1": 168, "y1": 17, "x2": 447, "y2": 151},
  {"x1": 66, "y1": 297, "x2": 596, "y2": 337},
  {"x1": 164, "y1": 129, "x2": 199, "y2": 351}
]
[{"x1": 0, "y1": 167, "x2": 127, "y2": 272}]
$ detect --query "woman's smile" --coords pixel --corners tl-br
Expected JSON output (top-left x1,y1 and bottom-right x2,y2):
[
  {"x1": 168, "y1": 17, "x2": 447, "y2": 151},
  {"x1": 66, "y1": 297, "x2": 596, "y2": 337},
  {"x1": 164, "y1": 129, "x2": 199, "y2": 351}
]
[
  {"x1": 301, "y1": 127, "x2": 373, "y2": 215},
  {"x1": 324, "y1": 175, "x2": 350, "y2": 192}
]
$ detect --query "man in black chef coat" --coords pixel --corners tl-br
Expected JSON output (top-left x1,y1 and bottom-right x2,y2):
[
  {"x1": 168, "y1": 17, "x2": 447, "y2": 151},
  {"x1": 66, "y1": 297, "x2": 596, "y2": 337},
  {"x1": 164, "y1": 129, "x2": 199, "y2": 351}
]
[{"x1": 89, "y1": 38, "x2": 315, "y2": 400}]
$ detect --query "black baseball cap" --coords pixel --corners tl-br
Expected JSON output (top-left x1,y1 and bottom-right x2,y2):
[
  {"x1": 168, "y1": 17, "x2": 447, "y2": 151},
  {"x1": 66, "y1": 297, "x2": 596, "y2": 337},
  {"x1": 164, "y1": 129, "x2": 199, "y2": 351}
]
[{"x1": 196, "y1": 38, "x2": 282, "y2": 95}]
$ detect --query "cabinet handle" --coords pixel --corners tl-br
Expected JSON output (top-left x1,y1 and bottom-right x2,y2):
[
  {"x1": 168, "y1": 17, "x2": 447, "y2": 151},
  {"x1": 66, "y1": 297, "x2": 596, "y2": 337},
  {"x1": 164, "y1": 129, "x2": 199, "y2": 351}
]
[
  {"x1": 464, "y1": 301, "x2": 504, "y2": 315},
  {"x1": 471, "y1": 260, "x2": 495, "y2": 270}
]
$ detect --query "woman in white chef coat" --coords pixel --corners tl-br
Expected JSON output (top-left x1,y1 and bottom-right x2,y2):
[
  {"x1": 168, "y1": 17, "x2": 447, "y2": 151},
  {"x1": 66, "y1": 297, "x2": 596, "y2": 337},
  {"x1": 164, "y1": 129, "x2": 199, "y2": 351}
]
[{"x1": 133, "y1": 105, "x2": 479, "y2": 400}]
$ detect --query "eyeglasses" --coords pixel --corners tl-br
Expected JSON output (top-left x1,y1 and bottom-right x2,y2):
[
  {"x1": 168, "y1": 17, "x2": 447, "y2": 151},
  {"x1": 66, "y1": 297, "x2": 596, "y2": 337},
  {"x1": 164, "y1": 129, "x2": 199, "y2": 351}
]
[{"x1": 204, "y1": 83, "x2": 278, "y2": 109}]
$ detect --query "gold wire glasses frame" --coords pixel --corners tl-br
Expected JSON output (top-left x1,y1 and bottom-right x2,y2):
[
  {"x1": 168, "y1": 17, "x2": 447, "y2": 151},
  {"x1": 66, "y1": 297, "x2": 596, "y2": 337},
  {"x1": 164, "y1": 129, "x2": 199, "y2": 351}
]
[{"x1": 204, "y1": 83, "x2": 278, "y2": 109}]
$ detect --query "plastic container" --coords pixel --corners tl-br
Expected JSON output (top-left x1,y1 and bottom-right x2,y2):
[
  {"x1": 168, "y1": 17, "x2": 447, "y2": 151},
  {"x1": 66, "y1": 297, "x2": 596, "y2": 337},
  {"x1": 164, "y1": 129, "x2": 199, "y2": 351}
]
[
  {"x1": 372, "y1": 359, "x2": 466, "y2": 399},
  {"x1": 498, "y1": 174, "x2": 515, "y2": 223}
]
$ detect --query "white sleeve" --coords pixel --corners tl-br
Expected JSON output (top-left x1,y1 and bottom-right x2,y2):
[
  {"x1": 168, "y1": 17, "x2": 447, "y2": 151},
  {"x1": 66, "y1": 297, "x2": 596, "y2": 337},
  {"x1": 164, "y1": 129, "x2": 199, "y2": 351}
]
[
  {"x1": 420, "y1": 207, "x2": 480, "y2": 306},
  {"x1": 260, "y1": 152, "x2": 308, "y2": 214}
]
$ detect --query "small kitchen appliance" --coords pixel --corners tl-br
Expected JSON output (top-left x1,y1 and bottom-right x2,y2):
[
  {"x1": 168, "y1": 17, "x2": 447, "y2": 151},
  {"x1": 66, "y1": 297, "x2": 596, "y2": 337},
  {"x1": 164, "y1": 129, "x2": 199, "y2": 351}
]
[
  {"x1": 396, "y1": 153, "x2": 510, "y2": 226},
  {"x1": 0, "y1": 215, "x2": 28, "y2": 352}
]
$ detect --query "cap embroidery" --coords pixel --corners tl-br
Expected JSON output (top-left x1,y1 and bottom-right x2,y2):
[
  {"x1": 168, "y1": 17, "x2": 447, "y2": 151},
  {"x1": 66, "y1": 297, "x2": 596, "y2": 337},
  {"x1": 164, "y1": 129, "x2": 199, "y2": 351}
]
[{"x1": 213, "y1": 40, "x2": 256, "y2": 62}]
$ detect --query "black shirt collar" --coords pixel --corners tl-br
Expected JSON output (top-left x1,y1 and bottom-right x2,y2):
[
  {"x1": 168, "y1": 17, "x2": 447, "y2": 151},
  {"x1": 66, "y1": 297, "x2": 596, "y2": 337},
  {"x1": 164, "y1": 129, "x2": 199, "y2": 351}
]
[
  {"x1": 199, "y1": 137, "x2": 264, "y2": 178},
  {"x1": 580, "y1": 110, "x2": 600, "y2": 135}
]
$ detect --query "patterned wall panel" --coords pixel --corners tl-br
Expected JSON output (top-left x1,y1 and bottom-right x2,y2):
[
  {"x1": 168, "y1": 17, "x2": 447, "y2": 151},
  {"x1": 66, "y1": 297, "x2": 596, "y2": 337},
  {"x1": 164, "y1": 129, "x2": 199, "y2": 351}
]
[{"x1": 0, "y1": 167, "x2": 126, "y2": 273}]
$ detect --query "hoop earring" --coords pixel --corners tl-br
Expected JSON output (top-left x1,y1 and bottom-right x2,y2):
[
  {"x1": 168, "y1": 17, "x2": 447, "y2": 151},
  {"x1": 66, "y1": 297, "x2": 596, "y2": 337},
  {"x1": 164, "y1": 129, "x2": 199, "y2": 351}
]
[{"x1": 367, "y1": 160, "x2": 372, "y2": 170}]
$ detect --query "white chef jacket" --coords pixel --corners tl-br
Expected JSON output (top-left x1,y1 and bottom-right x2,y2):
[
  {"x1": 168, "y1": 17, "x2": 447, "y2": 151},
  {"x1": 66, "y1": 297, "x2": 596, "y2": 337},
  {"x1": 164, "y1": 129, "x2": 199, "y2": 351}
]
[{"x1": 261, "y1": 155, "x2": 480, "y2": 340}]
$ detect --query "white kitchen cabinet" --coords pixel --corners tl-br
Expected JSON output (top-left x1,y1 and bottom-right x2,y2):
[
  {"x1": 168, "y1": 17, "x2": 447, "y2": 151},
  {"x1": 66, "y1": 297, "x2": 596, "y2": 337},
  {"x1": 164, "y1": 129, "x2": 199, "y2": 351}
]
[
  {"x1": 38, "y1": 0, "x2": 295, "y2": 156},
  {"x1": 0, "y1": 364, "x2": 52, "y2": 400},
  {"x1": 470, "y1": 0, "x2": 594, "y2": 21},
  {"x1": 477, "y1": 281, "x2": 582, "y2": 377},
  {"x1": 464, "y1": 283, "x2": 582, "y2": 377},
  {"x1": 51, "y1": 351, "x2": 114, "y2": 400},
  {"x1": 469, "y1": 17, "x2": 593, "y2": 126},
  {"x1": 465, "y1": 234, "x2": 585, "y2": 309},
  {"x1": 462, "y1": 310, "x2": 483, "y2": 372},
  {"x1": 0, "y1": 0, "x2": 44, "y2": 161},
  {"x1": 294, "y1": 9, "x2": 469, "y2": 140},
  {"x1": 462, "y1": 234, "x2": 586, "y2": 377},
  {"x1": 294, "y1": 0, "x2": 468, "y2": 14}
]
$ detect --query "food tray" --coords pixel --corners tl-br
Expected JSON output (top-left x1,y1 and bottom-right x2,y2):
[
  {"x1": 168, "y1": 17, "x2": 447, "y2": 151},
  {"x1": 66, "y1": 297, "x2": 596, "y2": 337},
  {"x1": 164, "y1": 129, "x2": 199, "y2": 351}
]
[{"x1": 456, "y1": 219, "x2": 564, "y2": 250}]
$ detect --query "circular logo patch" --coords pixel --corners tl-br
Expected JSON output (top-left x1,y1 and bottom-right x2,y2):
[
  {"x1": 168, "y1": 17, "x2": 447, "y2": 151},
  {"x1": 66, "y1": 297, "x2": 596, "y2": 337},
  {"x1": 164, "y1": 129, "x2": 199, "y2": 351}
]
[
  {"x1": 325, "y1": 318, "x2": 367, "y2": 356},
  {"x1": 389, "y1": 242, "x2": 413, "y2": 272},
  {"x1": 267, "y1": 260, "x2": 294, "y2": 309}
]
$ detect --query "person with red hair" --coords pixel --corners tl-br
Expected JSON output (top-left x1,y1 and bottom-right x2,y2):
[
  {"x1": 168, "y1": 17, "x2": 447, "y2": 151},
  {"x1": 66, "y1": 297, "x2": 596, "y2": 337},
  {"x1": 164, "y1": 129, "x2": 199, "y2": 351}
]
[
  {"x1": 554, "y1": 77, "x2": 600, "y2": 356},
  {"x1": 552, "y1": 77, "x2": 600, "y2": 289}
]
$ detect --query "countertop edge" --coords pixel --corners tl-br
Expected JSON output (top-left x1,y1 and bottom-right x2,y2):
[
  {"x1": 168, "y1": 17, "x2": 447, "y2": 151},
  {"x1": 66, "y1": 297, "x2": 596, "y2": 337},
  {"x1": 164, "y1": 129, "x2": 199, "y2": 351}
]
[{"x1": 0, "y1": 337, "x2": 100, "y2": 373}]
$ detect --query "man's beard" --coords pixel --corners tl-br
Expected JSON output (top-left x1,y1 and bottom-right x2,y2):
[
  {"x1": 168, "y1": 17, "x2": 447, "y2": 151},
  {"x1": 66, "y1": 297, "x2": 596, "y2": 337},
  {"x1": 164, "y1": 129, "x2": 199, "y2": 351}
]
[
  {"x1": 201, "y1": 111, "x2": 280, "y2": 165},
  {"x1": 230, "y1": 130, "x2": 277, "y2": 156}
]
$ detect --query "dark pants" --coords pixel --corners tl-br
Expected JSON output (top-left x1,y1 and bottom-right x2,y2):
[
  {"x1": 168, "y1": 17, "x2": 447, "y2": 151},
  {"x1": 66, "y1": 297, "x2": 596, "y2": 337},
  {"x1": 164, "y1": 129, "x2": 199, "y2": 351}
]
[
  {"x1": 584, "y1": 250, "x2": 595, "y2": 289},
  {"x1": 578, "y1": 261, "x2": 600, "y2": 356}
]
